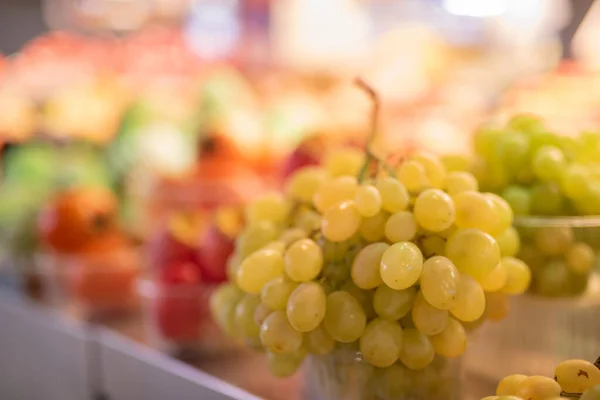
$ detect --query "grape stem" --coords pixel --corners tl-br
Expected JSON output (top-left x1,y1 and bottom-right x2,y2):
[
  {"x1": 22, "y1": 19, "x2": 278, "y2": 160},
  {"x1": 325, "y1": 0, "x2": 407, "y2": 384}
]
[{"x1": 354, "y1": 77, "x2": 380, "y2": 182}]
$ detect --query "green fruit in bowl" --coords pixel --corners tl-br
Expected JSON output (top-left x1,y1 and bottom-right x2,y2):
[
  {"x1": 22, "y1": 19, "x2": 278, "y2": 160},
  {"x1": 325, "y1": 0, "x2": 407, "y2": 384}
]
[{"x1": 3, "y1": 144, "x2": 59, "y2": 190}]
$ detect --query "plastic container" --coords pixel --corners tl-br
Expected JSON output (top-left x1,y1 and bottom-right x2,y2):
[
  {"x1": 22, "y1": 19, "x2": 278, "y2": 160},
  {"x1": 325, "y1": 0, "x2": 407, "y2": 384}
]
[
  {"x1": 36, "y1": 247, "x2": 141, "y2": 321},
  {"x1": 304, "y1": 350, "x2": 463, "y2": 400},
  {"x1": 138, "y1": 279, "x2": 238, "y2": 359}
]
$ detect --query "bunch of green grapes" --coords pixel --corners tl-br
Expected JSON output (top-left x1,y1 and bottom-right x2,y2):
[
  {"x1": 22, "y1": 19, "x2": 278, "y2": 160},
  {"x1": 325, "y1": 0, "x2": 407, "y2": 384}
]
[
  {"x1": 481, "y1": 357, "x2": 600, "y2": 400},
  {"x1": 210, "y1": 147, "x2": 532, "y2": 379}
]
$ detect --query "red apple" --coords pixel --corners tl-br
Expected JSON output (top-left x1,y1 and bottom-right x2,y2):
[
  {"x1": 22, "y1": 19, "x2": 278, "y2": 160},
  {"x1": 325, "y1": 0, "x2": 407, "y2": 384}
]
[
  {"x1": 158, "y1": 260, "x2": 203, "y2": 285},
  {"x1": 280, "y1": 134, "x2": 329, "y2": 179},
  {"x1": 197, "y1": 223, "x2": 234, "y2": 283}
]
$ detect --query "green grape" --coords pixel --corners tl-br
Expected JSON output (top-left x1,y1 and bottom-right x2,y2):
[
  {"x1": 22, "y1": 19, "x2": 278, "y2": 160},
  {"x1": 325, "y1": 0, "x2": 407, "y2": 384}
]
[
  {"x1": 340, "y1": 281, "x2": 376, "y2": 319},
  {"x1": 495, "y1": 227, "x2": 520, "y2": 257},
  {"x1": 411, "y1": 152, "x2": 447, "y2": 189},
  {"x1": 322, "y1": 262, "x2": 350, "y2": 286},
  {"x1": 235, "y1": 294, "x2": 262, "y2": 338},
  {"x1": 318, "y1": 236, "x2": 350, "y2": 262},
  {"x1": 264, "y1": 240, "x2": 285, "y2": 253},
  {"x1": 534, "y1": 260, "x2": 569, "y2": 297},
  {"x1": 485, "y1": 292, "x2": 509, "y2": 321},
  {"x1": 530, "y1": 183, "x2": 564, "y2": 215},
  {"x1": 581, "y1": 385, "x2": 600, "y2": 400},
  {"x1": 323, "y1": 291, "x2": 367, "y2": 343},
  {"x1": 294, "y1": 209, "x2": 322, "y2": 233},
  {"x1": 305, "y1": 325, "x2": 335, "y2": 355},
  {"x1": 359, "y1": 318, "x2": 403, "y2": 367},
  {"x1": 285, "y1": 166, "x2": 329, "y2": 203},
  {"x1": 444, "y1": 171, "x2": 478, "y2": 195},
  {"x1": 322, "y1": 201, "x2": 362, "y2": 242},
  {"x1": 501, "y1": 257, "x2": 531, "y2": 295},
  {"x1": 508, "y1": 114, "x2": 545, "y2": 133},
  {"x1": 566, "y1": 242, "x2": 596, "y2": 274},
  {"x1": 475, "y1": 160, "x2": 510, "y2": 192},
  {"x1": 237, "y1": 248, "x2": 285, "y2": 294},
  {"x1": 397, "y1": 160, "x2": 430, "y2": 192},
  {"x1": 373, "y1": 285, "x2": 416, "y2": 320},
  {"x1": 413, "y1": 189, "x2": 455, "y2": 232},
  {"x1": 412, "y1": 291, "x2": 448, "y2": 335},
  {"x1": 261, "y1": 276, "x2": 298, "y2": 310},
  {"x1": 376, "y1": 177, "x2": 409, "y2": 213},
  {"x1": 477, "y1": 263, "x2": 507, "y2": 292},
  {"x1": 284, "y1": 238, "x2": 323, "y2": 282},
  {"x1": 254, "y1": 302, "x2": 272, "y2": 326},
  {"x1": 441, "y1": 154, "x2": 472, "y2": 172},
  {"x1": 497, "y1": 132, "x2": 530, "y2": 171},
  {"x1": 532, "y1": 145, "x2": 566, "y2": 182},
  {"x1": 560, "y1": 164, "x2": 591, "y2": 200},
  {"x1": 398, "y1": 329, "x2": 435, "y2": 370},
  {"x1": 502, "y1": 186, "x2": 531, "y2": 216},
  {"x1": 210, "y1": 283, "x2": 244, "y2": 336},
  {"x1": 226, "y1": 252, "x2": 242, "y2": 281},
  {"x1": 359, "y1": 211, "x2": 389, "y2": 242},
  {"x1": 286, "y1": 282, "x2": 326, "y2": 332},
  {"x1": 485, "y1": 193, "x2": 513, "y2": 234},
  {"x1": 496, "y1": 374, "x2": 528, "y2": 395},
  {"x1": 445, "y1": 228, "x2": 501, "y2": 278},
  {"x1": 350, "y1": 242, "x2": 388, "y2": 289},
  {"x1": 313, "y1": 175, "x2": 357, "y2": 213},
  {"x1": 385, "y1": 211, "x2": 417, "y2": 242},
  {"x1": 474, "y1": 126, "x2": 503, "y2": 160},
  {"x1": 418, "y1": 235, "x2": 446, "y2": 258},
  {"x1": 453, "y1": 191, "x2": 500, "y2": 235},
  {"x1": 266, "y1": 351, "x2": 304, "y2": 378},
  {"x1": 236, "y1": 221, "x2": 279, "y2": 257},
  {"x1": 575, "y1": 181, "x2": 600, "y2": 215},
  {"x1": 355, "y1": 184, "x2": 382, "y2": 217},
  {"x1": 429, "y1": 317, "x2": 467, "y2": 358},
  {"x1": 380, "y1": 242, "x2": 424, "y2": 290},
  {"x1": 260, "y1": 311, "x2": 303, "y2": 354},
  {"x1": 246, "y1": 192, "x2": 290, "y2": 225},
  {"x1": 555, "y1": 359, "x2": 600, "y2": 394},
  {"x1": 325, "y1": 147, "x2": 364, "y2": 177},
  {"x1": 420, "y1": 256, "x2": 459, "y2": 310},
  {"x1": 450, "y1": 275, "x2": 485, "y2": 322},
  {"x1": 280, "y1": 228, "x2": 307, "y2": 248},
  {"x1": 515, "y1": 375, "x2": 561, "y2": 400},
  {"x1": 534, "y1": 226, "x2": 574, "y2": 256}
]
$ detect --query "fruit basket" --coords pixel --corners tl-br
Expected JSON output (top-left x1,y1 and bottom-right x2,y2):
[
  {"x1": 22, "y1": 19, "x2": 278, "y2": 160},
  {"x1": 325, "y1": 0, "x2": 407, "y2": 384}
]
[
  {"x1": 36, "y1": 246, "x2": 141, "y2": 321},
  {"x1": 305, "y1": 350, "x2": 462, "y2": 400},
  {"x1": 138, "y1": 278, "x2": 239, "y2": 359}
]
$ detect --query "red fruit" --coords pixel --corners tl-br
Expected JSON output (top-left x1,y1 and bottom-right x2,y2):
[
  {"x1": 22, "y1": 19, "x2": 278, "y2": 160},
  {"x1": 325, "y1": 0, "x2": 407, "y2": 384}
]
[
  {"x1": 154, "y1": 290, "x2": 206, "y2": 342},
  {"x1": 280, "y1": 135, "x2": 329, "y2": 179},
  {"x1": 159, "y1": 260, "x2": 203, "y2": 285},
  {"x1": 197, "y1": 223, "x2": 234, "y2": 283}
]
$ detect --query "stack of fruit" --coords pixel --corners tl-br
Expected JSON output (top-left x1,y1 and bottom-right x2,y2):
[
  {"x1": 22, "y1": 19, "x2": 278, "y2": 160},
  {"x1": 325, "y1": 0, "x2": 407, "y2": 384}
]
[
  {"x1": 208, "y1": 79, "x2": 533, "y2": 397},
  {"x1": 37, "y1": 186, "x2": 140, "y2": 319},
  {"x1": 471, "y1": 115, "x2": 600, "y2": 297},
  {"x1": 481, "y1": 357, "x2": 600, "y2": 400}
]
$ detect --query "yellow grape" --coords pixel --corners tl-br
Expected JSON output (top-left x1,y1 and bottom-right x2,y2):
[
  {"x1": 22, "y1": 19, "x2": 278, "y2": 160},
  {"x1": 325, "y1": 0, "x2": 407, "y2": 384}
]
[
  {"x1": 429, "y1": 317, "x2": 467, "y2": 358},
  {"x1": 284, "y1": 238, "x2": 323, "y2": 282},
  {"x1": 341, "y1": 281, "x2": 376, "y2": 320},
  {"x1": 359, "y1": 318, "x2": 403, "y2": 368},
  {"x1": 420, "y1": 256, "x2": 460, "y2": 310},
  {"x1": 445, "y1": 228, "x2": 501, "y2": 278},
  {"x1": 496, "y1": 374, "x2": 528, "y2": 395},
  {"x1": 373, "y1": 285, "x2": 416, "y2": 320},
  {"x1": 485, "y1": 292, "x2": 509, "y2": 321},
  {"x1": 485, "y1": 193, "x2": 513, "y2": 234},
  {"x1": 515, "y1": 376, "x2": 561, "y2": 400},
  {"x1": 419, "y1": 235, "x2": 446, "y2": 258},
  {"x1": 279, "y1": 228, "x2": 308, "y2": 248},
  {"x1": 236, "y1": 221, "x2": 280, "y2": 257},
  {"x1": 412, "y1": 291, "x2": 448, "y2": 335},
  {"x1": 254, "y1": 302, "x2": 272, "y2": 326},
  {"x1": 397, "y1": 160, "x2": 430, "y2": 193},
  {"x1": 261, "y1": 277, "x2": 298, "y2": 310},
  {"x1": 581, "y1": 386, "x2": 600, "y2": 400},
  {"x1": 413, "y1": 189, "x2": 456, "y2": 232},
  {"x1": 360, "y1": 211, "x2": 389, "y2": 242},
  {"x1": 450, "y1": 275, "x2": 485, "y2": 322},
  {"x1": 286, "y1": 166, "x2": 329, "y2": 203},
  {"x1": 266, "y1": 351, "x2": 304, "y2": 378},
  {"x1": 495, "y1": 227, "x2": 520, "y2": 257},
  {"x1": 351, "y1": 242, "x2": 388, "y2": 289},
  {"x1": 444, "y1": 171, "x2": 478, "y2": 195},
  {"x1": 441, "y1": 154, "x2": 471, "y2": 172},
  {"x1": 501, "y1": 257, "x2": 531, "y2": 295},
  {"x1": 376, "y1": 177, "x2": 409, "y2": 213},
  {"x1": 235, "y1": 294, "x2": 262, "y2": 338},
  {"x1": 477, "y1": 263, "x2": 507, "y2": 292},
  {"x1": 385, "y1": 211, "x2": 417, "y2": 242},
  {"x1": 355, "y1": 184, "x2": 382, "y2": 217},
  {"x1": 227, "y1": 252, "x2": 242, "y2": 281},
  {"x1": 555, "y1": 359, "x2": 600, "y2": 394},
  {"x1": 210, "y1": 283, "x2": 244, "y2": 336},
  {"x1": 294, "y1": 209, "x2": 322, "y2": 233},
  {"x1": 411, "y1": 151, "x2": 447, "y2": 189},
  {"x1": 323, "y1": 291, "x2": 367, "y2": 343},
  {"x1": 260, "y1": 311, "x2": 303, "y2": 354},
  {"x1": 380, "y1": 242, "x2": 424, "y2": 290},
  {"x1": 286, "y1": 282, "x2": 327, "y2": 332},
  {"x1": 453, "y1": 191, "x2": 499, "y2": 234},
  {"x1": 313, "y1": 176, "x2": 357, "y2": 213},
  {"x1": 398, "y1": 329, "x2": 435, "y2": 370},
  {"x1": 566, "y1": 242, "x2": 596, "y2": 274},
  {"x1": 534, "y1": 227, "x2": 574, "y2": 256},
  {"x1": 322, "y1": 201, "x2": 362, "y2": 242},
  {"x1": 305, "y1": 325, "x2": 335, "y2": 355},
  {"x1": 237, "y1": 248, "x2": 285, "y2": 294},
  {"x1": 325, "y1": 147, "x2": 364, "y2": 177},
  {"x1": 246, "y1": 192, "x2": 290, "y2": 224}
]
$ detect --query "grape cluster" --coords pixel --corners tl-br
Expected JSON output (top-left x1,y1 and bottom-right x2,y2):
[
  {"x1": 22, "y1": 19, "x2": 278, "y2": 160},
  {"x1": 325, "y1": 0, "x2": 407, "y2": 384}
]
[
  {"x1": 210, "y1": 147, "x2": 532, "y2": 379},
  {"x1": 481, "y1": 357, "x2": 600, "y2": 400}
]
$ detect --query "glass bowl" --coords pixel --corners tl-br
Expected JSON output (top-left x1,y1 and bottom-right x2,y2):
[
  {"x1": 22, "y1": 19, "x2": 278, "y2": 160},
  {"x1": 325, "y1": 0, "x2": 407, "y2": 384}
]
[
  {"x1": 36, "y1": 247, "x2": 141, "y2": 321},
  {"x1": 304, "y1": 350, "x2": 463, "y2": 400},
  {"x1": 138, "y1": 278, "x2": 239, "y2": 359},
  {"x1": 465, "y1": 216, "x2": 600, "y2": 381}
]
